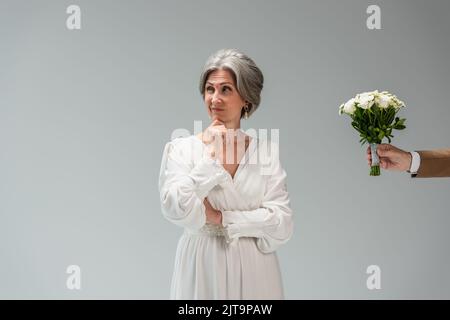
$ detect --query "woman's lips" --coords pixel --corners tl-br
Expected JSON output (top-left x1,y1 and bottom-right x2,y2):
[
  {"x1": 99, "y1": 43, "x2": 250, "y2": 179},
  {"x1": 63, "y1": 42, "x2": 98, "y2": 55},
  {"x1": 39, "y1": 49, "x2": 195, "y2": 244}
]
[{"x1": 211, "y1": 107, "x2": 224, "y2": 112}]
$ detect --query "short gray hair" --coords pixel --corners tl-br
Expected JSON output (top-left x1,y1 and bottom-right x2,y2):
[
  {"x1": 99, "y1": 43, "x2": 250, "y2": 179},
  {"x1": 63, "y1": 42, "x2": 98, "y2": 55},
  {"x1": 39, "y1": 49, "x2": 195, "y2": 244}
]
[{"x1": 199, "y1": 49, "x2": 264, "y2": 119}]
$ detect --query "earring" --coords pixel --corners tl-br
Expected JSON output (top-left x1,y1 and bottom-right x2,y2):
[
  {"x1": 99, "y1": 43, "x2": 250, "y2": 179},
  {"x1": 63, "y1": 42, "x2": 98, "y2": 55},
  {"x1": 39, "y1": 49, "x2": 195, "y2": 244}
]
[{"x1": 244, "y1": 105, "x2": 249, "y2": 120}]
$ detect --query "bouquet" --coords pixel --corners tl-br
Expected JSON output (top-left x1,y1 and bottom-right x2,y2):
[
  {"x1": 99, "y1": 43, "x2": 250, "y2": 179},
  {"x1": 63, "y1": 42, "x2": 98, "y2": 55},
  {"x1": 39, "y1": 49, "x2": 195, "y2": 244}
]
[{"x1": 339, "y1": 90, "x2": 406, "y2": 176}]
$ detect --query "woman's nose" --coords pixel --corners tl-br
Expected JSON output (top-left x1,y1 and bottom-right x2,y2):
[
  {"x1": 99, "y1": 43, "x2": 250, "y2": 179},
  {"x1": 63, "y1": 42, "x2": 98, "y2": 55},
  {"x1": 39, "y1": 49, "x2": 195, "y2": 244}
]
[{"x1": 211, "y1": 92, "x2": 221, "y2": 104}]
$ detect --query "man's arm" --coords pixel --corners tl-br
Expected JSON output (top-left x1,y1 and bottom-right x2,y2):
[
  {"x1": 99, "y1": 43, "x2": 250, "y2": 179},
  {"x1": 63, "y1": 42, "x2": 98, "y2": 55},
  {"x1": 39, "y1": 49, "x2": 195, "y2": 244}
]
[{"x1": 414, "y1": 149, "x2": 450, "y2": 178}]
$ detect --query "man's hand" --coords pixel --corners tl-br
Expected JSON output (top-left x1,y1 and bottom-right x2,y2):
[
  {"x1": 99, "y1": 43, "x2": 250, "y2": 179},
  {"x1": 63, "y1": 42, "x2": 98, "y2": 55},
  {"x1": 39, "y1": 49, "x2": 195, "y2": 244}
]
[{"x1": 367, "y1": 143, "x2": 412, "y2": 171}]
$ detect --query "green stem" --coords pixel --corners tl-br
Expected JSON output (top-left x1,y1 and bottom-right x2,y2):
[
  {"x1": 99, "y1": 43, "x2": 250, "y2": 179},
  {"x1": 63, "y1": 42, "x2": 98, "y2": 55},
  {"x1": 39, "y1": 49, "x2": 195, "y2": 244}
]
[{"x1": 370, "y1": 165, "x2": 380, "y2": 176}]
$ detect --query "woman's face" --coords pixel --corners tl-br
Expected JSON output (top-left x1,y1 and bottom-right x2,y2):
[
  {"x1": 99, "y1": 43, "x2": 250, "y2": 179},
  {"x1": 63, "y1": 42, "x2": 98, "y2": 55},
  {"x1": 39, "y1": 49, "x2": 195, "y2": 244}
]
[{"x1": 204, "y1": 69, "x2": 247, "y2": 123}]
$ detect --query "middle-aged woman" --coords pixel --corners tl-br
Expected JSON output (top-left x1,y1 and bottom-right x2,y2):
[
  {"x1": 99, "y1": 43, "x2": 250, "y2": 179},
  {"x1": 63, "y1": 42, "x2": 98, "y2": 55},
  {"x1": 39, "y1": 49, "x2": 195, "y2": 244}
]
[{"x1": 158, "y1": 48, "x2": 294, "y2": 299}]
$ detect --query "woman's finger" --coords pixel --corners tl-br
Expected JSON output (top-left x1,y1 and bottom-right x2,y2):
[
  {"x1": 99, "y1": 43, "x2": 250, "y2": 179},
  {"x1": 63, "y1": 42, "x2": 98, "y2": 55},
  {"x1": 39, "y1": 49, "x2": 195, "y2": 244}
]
[{"x1": 211, "y1": 119, "x2": 224, "y2": 126}]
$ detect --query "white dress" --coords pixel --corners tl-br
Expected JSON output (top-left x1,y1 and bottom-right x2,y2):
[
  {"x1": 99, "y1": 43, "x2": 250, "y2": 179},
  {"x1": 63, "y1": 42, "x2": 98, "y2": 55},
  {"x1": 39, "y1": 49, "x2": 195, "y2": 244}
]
[{"x1": 158, "y1": 132, "x2": 294, "y2": 299}]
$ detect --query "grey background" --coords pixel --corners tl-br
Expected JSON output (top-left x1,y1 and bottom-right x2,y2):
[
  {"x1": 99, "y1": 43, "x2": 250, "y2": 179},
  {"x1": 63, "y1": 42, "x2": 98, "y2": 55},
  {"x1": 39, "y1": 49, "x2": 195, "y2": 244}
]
[{"x1": 1, "y1": 0, "x2": 449, "y2": 299}]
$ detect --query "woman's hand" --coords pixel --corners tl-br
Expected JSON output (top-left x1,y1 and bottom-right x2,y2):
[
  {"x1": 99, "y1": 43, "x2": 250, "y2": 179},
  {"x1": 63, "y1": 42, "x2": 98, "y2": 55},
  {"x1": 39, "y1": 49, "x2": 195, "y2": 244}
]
[
  {"x1": 200, "y1": 119, "x2": 228, "y2": 160},
  {"x1": 204, "y1": 198, "x2": 222, "y2": 225}
]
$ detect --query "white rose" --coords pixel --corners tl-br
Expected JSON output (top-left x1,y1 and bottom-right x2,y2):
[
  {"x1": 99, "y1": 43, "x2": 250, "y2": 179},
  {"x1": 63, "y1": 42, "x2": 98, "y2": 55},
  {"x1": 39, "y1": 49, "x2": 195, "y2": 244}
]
[
  {"x1": 356, "y1": 92, "x2": 375, "y2": 109},
  {"x1": 343, "y1": 98, "x2": 356, "y2": 114},
  {"x1": 394, "y1": 97, "x2": 405, "y2": 109},
  {"x1": 376, "y1": 93, "x2": 391, "y2": 108}
]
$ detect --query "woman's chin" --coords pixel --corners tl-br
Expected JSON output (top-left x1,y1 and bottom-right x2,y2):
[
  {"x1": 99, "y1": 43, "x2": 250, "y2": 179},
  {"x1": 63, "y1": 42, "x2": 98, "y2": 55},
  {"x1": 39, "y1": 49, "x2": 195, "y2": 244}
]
[{"x1": 210, "y1": 114, "x2": 224, "y2": 121}]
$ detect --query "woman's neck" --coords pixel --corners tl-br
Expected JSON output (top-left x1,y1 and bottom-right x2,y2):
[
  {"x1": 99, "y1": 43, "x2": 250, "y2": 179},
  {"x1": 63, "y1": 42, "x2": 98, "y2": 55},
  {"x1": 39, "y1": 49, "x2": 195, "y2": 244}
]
[{"x1": 222, "y1": 120, "x2": 241, "y2": 130}]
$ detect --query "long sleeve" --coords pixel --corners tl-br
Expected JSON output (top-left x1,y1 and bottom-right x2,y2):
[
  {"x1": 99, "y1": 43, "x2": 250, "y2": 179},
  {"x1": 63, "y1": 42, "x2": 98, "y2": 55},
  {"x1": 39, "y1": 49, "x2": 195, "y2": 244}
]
[
  {"x1": 158, "y1": 139, "x2": 231, "y2": 230},
  {"x1": 412, "y1": 148, "x2": 450, "y2": 178},
  {"x1": 221, "y1": 150, "x2": 294, "y2": 253},
  {"x1": 408, "y1": 151, "x2": 421, "y2": 174}
]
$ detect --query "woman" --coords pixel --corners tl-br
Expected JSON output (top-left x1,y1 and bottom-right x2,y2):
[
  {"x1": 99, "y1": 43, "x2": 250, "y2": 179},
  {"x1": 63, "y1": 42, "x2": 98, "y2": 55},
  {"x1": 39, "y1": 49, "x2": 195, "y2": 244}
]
[{"x1": 158, "y1": 48, "x2": 294, "y2": 299}]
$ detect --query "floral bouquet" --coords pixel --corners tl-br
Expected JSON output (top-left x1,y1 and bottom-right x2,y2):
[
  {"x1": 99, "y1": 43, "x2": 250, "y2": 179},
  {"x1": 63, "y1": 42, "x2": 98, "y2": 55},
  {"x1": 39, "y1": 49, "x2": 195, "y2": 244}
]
[{"x1": 339, "y1": 90, "x2": 406, "y2": 176}]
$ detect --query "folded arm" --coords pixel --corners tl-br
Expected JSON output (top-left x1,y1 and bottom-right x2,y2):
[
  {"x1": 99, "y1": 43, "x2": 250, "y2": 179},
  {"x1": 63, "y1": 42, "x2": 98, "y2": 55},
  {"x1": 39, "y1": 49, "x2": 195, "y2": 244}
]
[{"x1": 158, "y1": 139, "x2": 230, "y2": 230}]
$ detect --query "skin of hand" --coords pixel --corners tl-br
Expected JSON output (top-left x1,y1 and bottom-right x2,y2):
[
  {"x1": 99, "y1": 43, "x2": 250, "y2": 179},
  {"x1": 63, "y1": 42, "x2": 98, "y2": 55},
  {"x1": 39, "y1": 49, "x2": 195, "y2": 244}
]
[
  {"x1": 366, "y1": 143, "x2": 412, "y2": 171},
  {"x1": 200, "y1": 119, "x2": 228, "y2": 160},
  {"x1": 203, "y1": 198, "x2": 222, "y2": 225},
  {"x1": 199, "y1": 119, "x2": 250, "y2": 163}
]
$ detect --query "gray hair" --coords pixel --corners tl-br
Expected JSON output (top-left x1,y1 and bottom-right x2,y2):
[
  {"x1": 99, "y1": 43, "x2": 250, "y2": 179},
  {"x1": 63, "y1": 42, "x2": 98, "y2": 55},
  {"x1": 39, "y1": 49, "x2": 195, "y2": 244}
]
[{"x1": 199, "y1": 49, "x2": 264, "y2": 119}]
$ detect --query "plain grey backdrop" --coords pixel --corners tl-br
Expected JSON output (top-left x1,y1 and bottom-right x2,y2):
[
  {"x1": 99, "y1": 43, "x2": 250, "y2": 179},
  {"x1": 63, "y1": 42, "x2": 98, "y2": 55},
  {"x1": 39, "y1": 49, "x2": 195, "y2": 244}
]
[{"x1": 1, "y1": 0, "x2": 449, "y2": 299}]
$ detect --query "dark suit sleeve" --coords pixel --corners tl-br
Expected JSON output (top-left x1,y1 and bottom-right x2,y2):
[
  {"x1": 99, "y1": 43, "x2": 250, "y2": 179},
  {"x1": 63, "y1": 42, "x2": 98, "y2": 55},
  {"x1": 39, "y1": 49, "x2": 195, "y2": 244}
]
[{"x1": 412, "y1": 149, "x2": 450, "y2": 178}]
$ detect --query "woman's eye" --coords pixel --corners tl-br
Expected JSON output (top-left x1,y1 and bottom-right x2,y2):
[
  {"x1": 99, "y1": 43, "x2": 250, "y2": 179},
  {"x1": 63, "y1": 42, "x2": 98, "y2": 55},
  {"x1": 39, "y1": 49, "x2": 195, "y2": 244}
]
[{"x1": 206, "y1": 86, "x2": 231, "y2": 93}]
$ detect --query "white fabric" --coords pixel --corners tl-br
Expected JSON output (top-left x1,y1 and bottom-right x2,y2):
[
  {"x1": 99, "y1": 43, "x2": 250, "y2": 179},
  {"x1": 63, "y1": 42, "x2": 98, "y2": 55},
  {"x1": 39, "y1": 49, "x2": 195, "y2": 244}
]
[
  {"x1": 158, "y1": 134, "x2": 294, "y2": 299},
  {"x1": 409, "y1": 151, "x2": 421, "y2": 174}
]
